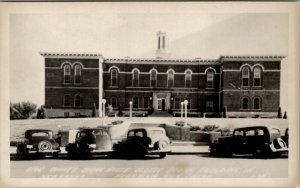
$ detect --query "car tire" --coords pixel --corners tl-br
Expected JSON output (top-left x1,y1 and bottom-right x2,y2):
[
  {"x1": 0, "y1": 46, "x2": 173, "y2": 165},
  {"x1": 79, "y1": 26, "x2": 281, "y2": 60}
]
[
  {"x1": 38, "y1": 140, "x2": 53, "y2": 151},
  {"x1": 159, "y1": 153, "x2": 167, "y2": 158}
]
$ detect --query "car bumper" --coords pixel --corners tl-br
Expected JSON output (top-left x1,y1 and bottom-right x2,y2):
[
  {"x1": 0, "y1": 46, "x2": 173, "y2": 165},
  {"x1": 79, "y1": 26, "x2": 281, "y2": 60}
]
[
  {"x1": 28, "y1": 149, "x2": 60, "y2": 154},
  {"x1": 147, "y1": 149, "x2": 171, "y2": 154},
  {"x1": 89, "y1": 149, "x2": 113, "y2": 154}
]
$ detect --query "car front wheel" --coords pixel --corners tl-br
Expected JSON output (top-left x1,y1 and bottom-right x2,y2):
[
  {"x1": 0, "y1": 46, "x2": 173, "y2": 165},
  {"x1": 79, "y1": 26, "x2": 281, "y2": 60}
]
[{"x1": 159, "y1": 153, "x2": 167, "y2": 158}]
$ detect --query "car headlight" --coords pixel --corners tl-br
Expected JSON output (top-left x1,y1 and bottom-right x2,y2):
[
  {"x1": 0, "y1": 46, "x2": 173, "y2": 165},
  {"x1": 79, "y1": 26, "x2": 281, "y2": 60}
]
[
  {"x1": 26, "y1": 145, "x2": 33, "y2": 149},
  {"x1": 89, "y1": 144, "x2": 96, "y2": 148}
]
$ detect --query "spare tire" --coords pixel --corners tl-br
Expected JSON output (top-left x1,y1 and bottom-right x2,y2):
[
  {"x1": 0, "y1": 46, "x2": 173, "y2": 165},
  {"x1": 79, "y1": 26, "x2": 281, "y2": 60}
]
[
  {"x1": 273, "y1": 138, "x2": 287, "y2": 149},
  {"x1": 158, "y1": 140, "x2": 169, "y2": 150},
  {"x1": 38, "y1": 140, "x2": 53, "y2": 151}
]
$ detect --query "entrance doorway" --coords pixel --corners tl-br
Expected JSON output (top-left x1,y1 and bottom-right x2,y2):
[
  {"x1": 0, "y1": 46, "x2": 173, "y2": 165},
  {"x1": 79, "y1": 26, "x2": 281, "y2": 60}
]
[{"x1": 157, "y1": 98, "x2": 166, "y2": 111}]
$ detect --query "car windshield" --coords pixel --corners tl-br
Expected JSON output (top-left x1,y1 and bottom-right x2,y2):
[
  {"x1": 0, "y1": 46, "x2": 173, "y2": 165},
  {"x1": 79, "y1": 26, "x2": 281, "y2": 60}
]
[
  {"x1": 92, "y1": 129, "x2": 108, "y2": 136},
  {"x1": 128, "y1": 130, "x2": 145, "y2": 138},
  {"x1": 31, "y1": 131, "x2": 52, "y2": 138}
]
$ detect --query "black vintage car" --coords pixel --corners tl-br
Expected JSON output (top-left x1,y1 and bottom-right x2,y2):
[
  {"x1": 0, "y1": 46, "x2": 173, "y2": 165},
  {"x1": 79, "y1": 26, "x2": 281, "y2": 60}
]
[
  {"x1": 209, "y1": 126, "x2": 288, "y2": 158},
  {"x1": 113, "y1": 127, "x2": 171, "y2": 158},
  {"x1": 65, "y1": 128, "x2": 113, "y2": 158},
  {"x1": 16, "y1": 129, "x2": 61, "y2": 159}
]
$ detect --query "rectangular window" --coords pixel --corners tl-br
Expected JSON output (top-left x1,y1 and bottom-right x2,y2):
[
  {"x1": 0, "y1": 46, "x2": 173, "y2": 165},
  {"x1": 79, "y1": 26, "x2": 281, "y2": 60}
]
[
  {"x1": 112, "y1": 98, "x2": 117, "y2": 108},
  {"x1": 75, "y1": 112, "x2": 80, "y2": 117},
  {"x1": 175, "y1": 98, "x2": 180, "y2": 109},
  {"x1": 143, "y1": 97, "x2": 149, "y2": 109},
  {"x1": 133, "y1": 97, "x2": 138, "y2": 109},
  {"x1": 64, "y1": 112, "x2": 70, "y2": 117},
  {"x1": 206, "y1": 100, "x2": 214, "y2": 112}
]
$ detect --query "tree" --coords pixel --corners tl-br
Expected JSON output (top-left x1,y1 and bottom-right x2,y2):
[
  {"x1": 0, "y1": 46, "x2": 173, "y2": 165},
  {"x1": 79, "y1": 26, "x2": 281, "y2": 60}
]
[
  {"x1": 10, "y1": 101, "x2": 37, "y2": 120},
  {"x1": 283, "y1": 111, "x2": 287, "y2": 119},
  {"x1": 277, "y1": 107, "x2": 282, "y2": 118},
  {"x1": 37, "y1": 105, "x2": 46, "y2": 119}
]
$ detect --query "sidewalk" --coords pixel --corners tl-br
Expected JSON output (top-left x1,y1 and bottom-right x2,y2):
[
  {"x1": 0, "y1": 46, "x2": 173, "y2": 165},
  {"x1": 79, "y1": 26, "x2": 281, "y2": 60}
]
[{"x1": 10, "y1": 142, "x2": 210, "y2": 155}]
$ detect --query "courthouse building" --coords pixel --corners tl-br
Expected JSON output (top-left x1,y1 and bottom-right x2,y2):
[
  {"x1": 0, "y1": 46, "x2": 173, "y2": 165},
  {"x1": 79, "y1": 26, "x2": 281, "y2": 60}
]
[{"x1": 40, "y1": 32, "x2": 284, "y2": 118}]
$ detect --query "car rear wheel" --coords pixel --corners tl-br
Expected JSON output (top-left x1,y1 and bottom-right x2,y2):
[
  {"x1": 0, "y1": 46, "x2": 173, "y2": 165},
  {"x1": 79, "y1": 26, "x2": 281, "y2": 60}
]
[{"x1": 159, "y1": 153, "x2": 167, "y2": 158}]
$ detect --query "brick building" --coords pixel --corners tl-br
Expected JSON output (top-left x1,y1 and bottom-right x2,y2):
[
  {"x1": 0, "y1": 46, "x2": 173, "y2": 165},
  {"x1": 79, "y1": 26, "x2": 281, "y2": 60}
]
[{"x1": 40, "y1": 32, "x2": 284, "y2": 118}]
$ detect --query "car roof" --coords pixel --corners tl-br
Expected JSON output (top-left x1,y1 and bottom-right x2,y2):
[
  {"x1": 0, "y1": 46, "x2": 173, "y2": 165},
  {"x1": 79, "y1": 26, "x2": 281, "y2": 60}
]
[
  {"x1": 25, "y1": 129, "x2": 53, "y2": 133},
  {"x1": 128, "y1": 127, "x2": 165, "y2": 132},
  {"x1": 234, "y1": 126, "x2": 268, "y2": 131}
]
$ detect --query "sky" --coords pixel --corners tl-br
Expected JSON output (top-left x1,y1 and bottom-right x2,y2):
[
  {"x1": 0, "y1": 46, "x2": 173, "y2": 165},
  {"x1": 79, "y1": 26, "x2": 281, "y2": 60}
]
[{"x1": 9, "y1": 12, "x2": 289, "y2": 111}]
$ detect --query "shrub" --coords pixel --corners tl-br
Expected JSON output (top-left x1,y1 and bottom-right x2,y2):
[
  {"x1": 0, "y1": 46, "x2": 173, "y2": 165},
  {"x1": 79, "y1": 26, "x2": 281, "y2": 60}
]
[
  {"x1": 10, "y1": 101, "x2": 37, "y2": 120},
  {"x1": 202, "y1": 125, "x2": 219, "y2": 132},
  {"x1": 175, "y1": 121, "x2": 191, "y2": 127},
  {"x1": 190, "y1": 125, "x2": 201, "y2": 131}
]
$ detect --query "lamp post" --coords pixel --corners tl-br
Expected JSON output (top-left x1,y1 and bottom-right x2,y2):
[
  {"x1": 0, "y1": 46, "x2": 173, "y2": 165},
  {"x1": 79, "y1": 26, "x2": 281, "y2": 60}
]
[
  {"x1": 184, "y1": 100, "x2": 188, "y2": 126},
  {"x1": 129, "y1": 101, "x2": 133, "y2": 118},
  {"x1": 102, "y1": 99, "x2": 106, "y2": 126},
  {"x1": 180, "y1": 102, "x2": 184, "y2": 118}
]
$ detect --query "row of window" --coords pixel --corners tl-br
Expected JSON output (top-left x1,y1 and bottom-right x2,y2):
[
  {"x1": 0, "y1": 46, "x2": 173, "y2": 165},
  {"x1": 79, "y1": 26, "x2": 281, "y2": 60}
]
[
  {"x1": 241, "y1": 96, "x2": 262, "y2": 110},
  {"x1": 241, "y1": 66, "x2": 262, "y2": 87},
  {"x1": 111, "y1": 69, "x2": 215, "y2": 89},
  {"x1": 63, "y1": 94, "x2": 82, "y2": 107},
  {"x1": 63, "y1": 64, "x2": 82, "y2": 84}
]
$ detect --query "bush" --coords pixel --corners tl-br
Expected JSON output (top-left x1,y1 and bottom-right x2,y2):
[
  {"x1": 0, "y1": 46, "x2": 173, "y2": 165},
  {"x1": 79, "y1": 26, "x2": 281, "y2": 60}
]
[
  {"x1": 10, "y1": 101, "x2": 37, "y2": 120},
  {"x1": 190, "y1": 125, "x2": 201, "y2": 131},
  {"x1": 175, "y1": 121, "x2": 191, "y2": 127},
  {"x1": 202, "y1": 125, "x2": 219, "y2": 132}
]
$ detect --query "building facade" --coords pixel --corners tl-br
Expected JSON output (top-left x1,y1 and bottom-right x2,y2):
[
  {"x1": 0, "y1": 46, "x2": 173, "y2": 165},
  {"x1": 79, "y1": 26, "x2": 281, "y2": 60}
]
[{"x1": 40, "y1": 32, "x2": 284, "y2": 118}]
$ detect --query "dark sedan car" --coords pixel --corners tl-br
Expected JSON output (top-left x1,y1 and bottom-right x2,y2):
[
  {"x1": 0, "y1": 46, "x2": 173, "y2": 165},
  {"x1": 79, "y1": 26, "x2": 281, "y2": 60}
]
[
  {"x1": 65, "y1": 128, "x2": 113, "y2": 158},
  {"x1": 209, "y1": 126, "x2": 288, "y2": 158},
  {"x1": 16, "y1": 129, "x2": 61, "y2": 159}
]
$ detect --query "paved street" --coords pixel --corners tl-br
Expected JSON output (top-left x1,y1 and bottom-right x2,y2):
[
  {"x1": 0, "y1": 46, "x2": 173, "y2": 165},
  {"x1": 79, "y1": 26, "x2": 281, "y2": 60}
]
[{"x1": 10, "y1": 154, "x2": 288, "y2": 178}]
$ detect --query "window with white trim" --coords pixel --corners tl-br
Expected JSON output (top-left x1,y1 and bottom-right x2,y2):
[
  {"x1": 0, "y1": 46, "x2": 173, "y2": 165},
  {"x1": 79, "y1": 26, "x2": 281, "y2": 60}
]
[
  {"x1": 74, "y1": 95, "x2": 81, "y2": 107},
  {"x1": 175, "y1": 98, "x2": 180, "y2": 109},
  {"x1": 74, "y1": 64, "x2": 82, "y2": 84},
  {"x1": 133, "y1": 97, "x2": 139, "y2": 109},
  {"x1": 143, "y1": 97, "x2": 149, "y2": 109},
  {"x1": 150, "y1": 70, "x2": 157, "y2": 87},
  {"x1": 253, "y1": 67, "x2": 262, "y2": 86},
  {"x1": 111, "y1": 69, "x2": 118, "y2": 87},
  {"x1": 64, "y1": 95, "x2": 71, "y2": 106},
  {"x1": 111, "y1": 97, "x2": 117, "y2": 108},
  {"x1": 185, "y1": 71, "x2": 192, "y2": 88},
  {"x1": 206, "y1": 70, "x2": 214, "y2": 88},
  {"x1": 64, "y1": 65, "x2": 71, "y2": 84},
  {"x1": 167, "y1": 70, "x2": 174, "y2": 88},
  {"x1": 242, "y1": 67, "x2": 250, "y2": 86},
  {"x1": 206, "y1": 100, "x2": 214, "y2": 112},
  {"x1": 241, "y1": 97, "x2": 250, "y2": 110},
  {"x1": 253, "y1": 97, "x2": 261, "y2": 110},
  {"x1": 132, "y1": 69, "x2": 139, "y2": 87}
]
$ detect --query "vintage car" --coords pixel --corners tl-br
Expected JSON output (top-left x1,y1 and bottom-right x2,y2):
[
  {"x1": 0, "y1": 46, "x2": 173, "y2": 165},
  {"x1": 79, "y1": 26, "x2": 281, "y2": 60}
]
[
  {"x1": 209, "y1": 126, "x2": 288, "y2": 158},
  {"x1": 65, "y1": 128, "x2": 113, "y2": 158},
  {"x1": 114, "y1": 127, "x2": 171, "y2": 158},
  {"x1": 16, "y1": 129, "x2": 61, "y2": 159}
]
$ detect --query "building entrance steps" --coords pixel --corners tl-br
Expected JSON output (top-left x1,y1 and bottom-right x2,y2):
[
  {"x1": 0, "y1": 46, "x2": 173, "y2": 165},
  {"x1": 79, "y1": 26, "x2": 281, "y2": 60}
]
[{"x1": 149, "y1": 111, "x2": 173, "y2": 117}]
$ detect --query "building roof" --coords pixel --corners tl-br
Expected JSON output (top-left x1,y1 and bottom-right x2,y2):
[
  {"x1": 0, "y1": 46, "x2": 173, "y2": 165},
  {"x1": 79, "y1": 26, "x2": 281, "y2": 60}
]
[{"x1": 39, "y1": 52, "x2": 104, "y2": 60}]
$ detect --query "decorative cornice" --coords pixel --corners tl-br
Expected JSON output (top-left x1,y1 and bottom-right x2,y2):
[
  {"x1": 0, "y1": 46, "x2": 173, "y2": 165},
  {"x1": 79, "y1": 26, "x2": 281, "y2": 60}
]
[
  {"x1": 39, "y1": 52, "x2": 104, "y2": 60},
  {"x1": 219, "y1": 55, "x2": 286, "y2": 62},
  {"x1": 105, "y1": 58, "x2": 220, "y2": 65}
]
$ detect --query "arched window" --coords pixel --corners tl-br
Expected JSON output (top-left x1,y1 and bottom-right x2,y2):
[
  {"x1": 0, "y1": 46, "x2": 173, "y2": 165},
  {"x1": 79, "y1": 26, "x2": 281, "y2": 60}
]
[
  {"x1": 185, "y1": 70, "x2": 192, "y2": 88},
  {"x1": 111, "y1": 97, "x2": 117, "y2": 108},
  {"x1": 150, "y1": 69, "x2": 157, "y2": 87},
  {"x1": 111, "y1": 69, "x2": 118, "y2": 87},
  {"x1": 64, "y1": 65, "x2": 71, "y2": 84},
  {"x1": 167, "y1": 70, "x2": 174, "y2": 88},
  {"x1": 63, "y1": 95, "x2": 71, "y2": 106},
  {"x1": 253, "y1": 67, "x2": 262, "y2": 86},
  {"x1": 241, "y1": 67, "x2": 250, "y2": 86},
  {"x1": 253, "y1": 97, "x2": 261, "y2": 110},
  {"x1": 241, "y1": 97, "x2": 250, "y2": 110},
  {"x1": 132, "y1": 69, "x2": 139, "y2": 87},
  {"x1": 206, "y1": 70, "x2": 214, "y2": 89},
  {"x1": 74, "y1": 95, "x2": 81, "y2": 107},
  {"x1": 133, "y1": 97, "x2": 139, "y2": 109},
  {"x1": 74, "y1": 65, "x2": 82, "y2": 84}
]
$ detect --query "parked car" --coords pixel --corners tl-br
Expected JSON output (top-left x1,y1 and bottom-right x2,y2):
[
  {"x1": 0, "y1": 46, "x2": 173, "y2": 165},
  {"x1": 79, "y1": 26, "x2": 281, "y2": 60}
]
[
  {"x1": 16, "y1": 129, "x2": 61, "y2": 159},
  {"x1": 209, "y1": 126, "x2": 288, "y2": 158},
  {"x1": 65, "y1": 128, "x2": 113, "y2": 158},
  {"x1": 114, "y1": 127, "x2": 171, "y2": 158}
]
